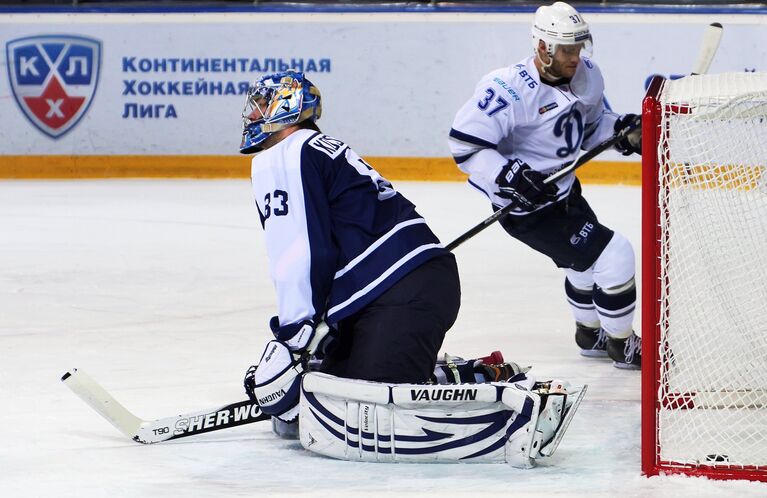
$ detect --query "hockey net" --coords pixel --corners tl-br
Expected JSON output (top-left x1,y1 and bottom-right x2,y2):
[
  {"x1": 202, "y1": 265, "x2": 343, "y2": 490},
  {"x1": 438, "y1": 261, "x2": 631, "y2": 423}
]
[{"x1": 642, "y1": 72, "x2": 767, "y2": 481}]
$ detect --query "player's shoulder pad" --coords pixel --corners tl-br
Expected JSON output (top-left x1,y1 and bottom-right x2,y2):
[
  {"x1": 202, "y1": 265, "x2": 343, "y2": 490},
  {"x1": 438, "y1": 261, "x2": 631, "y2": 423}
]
[
  {"x1": 306, "y1": 133, "x2": 348, "y2": 160},
  {"x1": 571, "y1": 57, "x2": 605, "y2": 105}
]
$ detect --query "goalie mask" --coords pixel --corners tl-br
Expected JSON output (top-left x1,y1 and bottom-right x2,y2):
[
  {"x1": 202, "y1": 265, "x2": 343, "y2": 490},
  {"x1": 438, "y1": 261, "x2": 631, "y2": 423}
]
[
  {"x1": 531, "y1": 2, "x2": 593, "y2": 65},
  {"x1": 239, "y1": 70, "x2": 322, "y2": 154}
]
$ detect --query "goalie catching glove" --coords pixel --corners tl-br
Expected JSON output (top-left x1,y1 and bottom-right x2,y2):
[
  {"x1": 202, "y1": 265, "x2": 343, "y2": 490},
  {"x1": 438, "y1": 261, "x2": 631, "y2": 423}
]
[{"x1": 494, "y1": 159, "x2": 559, "y2": 211}]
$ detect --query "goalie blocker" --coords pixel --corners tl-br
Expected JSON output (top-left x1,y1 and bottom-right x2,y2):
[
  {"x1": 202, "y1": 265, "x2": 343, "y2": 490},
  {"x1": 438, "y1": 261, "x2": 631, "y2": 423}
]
[{"x1": 299, "y1": 372, "x2": 586, "y2": 468}]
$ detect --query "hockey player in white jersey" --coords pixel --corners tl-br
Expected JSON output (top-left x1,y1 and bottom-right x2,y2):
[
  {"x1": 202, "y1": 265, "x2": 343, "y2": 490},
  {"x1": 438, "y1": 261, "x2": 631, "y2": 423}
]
[
  {"x1": 449, "y1": 2, "x2": 642, "y2": 369},
  {"x1": 237, "y1": 70, "x2": 586, "y2": 466}
]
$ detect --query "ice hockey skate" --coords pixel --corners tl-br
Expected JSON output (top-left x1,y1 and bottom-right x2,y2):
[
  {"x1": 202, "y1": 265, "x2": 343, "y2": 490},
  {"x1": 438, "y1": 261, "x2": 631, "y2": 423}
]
[
  {"x1": 606, "y1": 332, "x2": 642, "y2": 370},
  {"x1": 574, "y1": 323, "x2": 608, "y2": 357}
]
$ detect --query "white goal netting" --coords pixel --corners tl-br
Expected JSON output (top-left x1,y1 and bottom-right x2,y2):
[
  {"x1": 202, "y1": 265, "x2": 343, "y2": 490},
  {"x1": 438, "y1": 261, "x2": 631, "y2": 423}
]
[{"x1": 656, "y1": 72, "x2": 767, "y2": 469}]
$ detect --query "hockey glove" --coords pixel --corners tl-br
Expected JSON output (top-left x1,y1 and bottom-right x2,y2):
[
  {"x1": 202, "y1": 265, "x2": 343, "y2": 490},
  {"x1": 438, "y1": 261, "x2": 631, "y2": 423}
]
[
  {"x1": 614, "y1": 114, "x2": 642, "y2": 156},
  {"x1": 244, "y1": 340, "x2": 304, "y2": 423},
  {"x1": 269, "y1": 316, "x2": 337, "y2": 356},
  {"x1": 269, "y1": 316, "x2": 316, "y2": 353},
  {"x1": 494, "y1": 159, "x2": 559, "y2": 211}
]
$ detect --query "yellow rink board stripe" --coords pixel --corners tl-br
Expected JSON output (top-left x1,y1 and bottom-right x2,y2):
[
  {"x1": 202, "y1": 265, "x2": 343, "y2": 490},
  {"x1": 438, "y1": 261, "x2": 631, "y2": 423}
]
[{"x1": 0, "y1": 156, "x2": 641, "y2": 185}]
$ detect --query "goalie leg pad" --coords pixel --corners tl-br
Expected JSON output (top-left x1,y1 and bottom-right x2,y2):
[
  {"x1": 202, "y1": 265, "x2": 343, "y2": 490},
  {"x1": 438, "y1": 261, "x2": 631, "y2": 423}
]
[{"x1": 299, "y1": 372, "x2": 543, "y2": 468}]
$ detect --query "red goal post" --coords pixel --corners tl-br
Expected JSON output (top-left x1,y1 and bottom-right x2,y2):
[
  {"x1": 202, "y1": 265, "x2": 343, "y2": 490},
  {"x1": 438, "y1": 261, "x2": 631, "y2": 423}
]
[{"x1": 641, "y1": 73, "x2": 767, "y2": 481}]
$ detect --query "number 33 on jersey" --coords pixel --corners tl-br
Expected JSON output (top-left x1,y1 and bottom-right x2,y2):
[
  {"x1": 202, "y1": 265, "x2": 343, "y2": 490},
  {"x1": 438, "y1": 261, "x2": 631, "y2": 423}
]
[{"x1": 250, "y1": 129, "x2": 445, "y2": 326}]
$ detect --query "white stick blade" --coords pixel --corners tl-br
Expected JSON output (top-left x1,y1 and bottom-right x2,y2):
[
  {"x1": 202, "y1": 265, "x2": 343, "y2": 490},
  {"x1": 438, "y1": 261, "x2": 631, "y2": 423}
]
[
  {"x1": 62, "y1": 369, "x2": 143, "y2": 438},
  {"x1": 691, "y1": 22, "x2": 723, "y2": 75}
]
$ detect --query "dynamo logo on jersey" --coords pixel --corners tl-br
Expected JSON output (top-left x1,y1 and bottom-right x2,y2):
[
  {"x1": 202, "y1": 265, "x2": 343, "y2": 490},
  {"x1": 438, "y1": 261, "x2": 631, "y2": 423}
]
[{"x1": 6, "y1": 35, "x2": 102, "y2": 139}]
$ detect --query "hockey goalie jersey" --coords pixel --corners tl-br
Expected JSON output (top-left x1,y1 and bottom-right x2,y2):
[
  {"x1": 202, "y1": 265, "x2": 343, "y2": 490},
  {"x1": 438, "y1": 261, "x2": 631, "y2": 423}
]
[{"x1": 251, "y1": 128, "x2": 448, "y2": 328}]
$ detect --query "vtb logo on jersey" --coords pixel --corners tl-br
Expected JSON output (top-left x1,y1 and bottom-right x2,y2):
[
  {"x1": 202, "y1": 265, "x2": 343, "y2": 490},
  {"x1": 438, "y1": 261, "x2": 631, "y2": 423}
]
[{"x1": 6, "y1": 35, "x2": 101, "y2": 139}]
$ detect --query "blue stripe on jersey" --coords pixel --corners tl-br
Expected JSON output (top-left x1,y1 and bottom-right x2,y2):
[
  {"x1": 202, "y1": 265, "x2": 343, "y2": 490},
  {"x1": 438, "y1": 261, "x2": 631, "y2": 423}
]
[
  {"x1": 452, "y1": 151, "x2": 477, "y2": 164},
  {"x1": 327, "y1": 223, "x2": 443, "y2": 321},
  {"x1": 468, "y1": 178, "x2": 495, "y2": 203},
  {"x1": 299, "y1": 133, "x2": 450, "y2": 325},
  {"x1": 334, "y1": 218, "x2": 428, "y2": 279},
  {"x1": 327, "y1": 244, "x2": 444, "y2": 322},
  {"x1": 449, "y1": 128, "x2": 497, "y2": 149},
  {"x1": 254, "y1": 201, "x2": 267, "y2": 229}
]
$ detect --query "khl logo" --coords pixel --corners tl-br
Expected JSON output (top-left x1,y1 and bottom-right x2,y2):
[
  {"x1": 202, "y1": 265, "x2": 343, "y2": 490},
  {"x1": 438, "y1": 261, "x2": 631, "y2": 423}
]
[{"x1": 6, "y1": 35, "x2": 101, "y2": 139}]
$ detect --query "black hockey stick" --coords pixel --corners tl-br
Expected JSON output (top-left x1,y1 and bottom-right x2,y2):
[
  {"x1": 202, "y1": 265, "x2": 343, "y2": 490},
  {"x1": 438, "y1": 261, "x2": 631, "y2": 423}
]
[{"x1": 445, "y1": 121, "x2": 639, "y2": 251}]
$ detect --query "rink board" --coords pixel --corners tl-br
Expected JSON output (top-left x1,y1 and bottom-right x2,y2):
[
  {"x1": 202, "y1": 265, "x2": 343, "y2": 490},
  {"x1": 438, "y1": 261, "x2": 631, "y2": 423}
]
[{"x1": 0, "y1": 11, "x2": 764, "y2": 180}]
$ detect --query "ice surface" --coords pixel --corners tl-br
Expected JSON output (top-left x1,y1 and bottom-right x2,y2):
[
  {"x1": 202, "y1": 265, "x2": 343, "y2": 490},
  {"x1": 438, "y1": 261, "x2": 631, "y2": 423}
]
[{"x1": 1, "y1": 179, "x2": 766, "y2": 497}]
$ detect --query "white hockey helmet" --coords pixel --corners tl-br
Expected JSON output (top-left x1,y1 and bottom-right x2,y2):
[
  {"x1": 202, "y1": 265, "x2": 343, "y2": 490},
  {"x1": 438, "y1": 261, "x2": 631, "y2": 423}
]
[{"x1": 531, "y1": 2, "x2": 593, "y2": 60}]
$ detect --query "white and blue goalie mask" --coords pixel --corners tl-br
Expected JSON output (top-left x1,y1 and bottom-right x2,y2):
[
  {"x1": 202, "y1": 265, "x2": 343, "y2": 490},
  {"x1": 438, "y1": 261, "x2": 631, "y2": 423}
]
[{"x1": 240, "y1": 70, "x2": 322, "y2": 154}]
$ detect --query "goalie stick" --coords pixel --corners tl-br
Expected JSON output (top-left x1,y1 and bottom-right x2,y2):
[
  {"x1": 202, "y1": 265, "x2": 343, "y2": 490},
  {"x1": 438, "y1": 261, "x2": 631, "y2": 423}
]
[
  {"x1": 62, "y1": 323, "x2": 331, "y2": 443},
  {"x1": 62, "y1": 369, "x2": 268, "y2": 444}
]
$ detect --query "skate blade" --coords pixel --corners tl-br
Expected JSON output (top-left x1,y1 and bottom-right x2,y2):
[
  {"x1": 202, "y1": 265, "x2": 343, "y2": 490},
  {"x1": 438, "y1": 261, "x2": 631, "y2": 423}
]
[
  {"x1": 579, "y1": 350, "x2": 609, "y2": 358},
  {"x1": 612, "y1": 361, "x2": 640, "y2": 370},
  {"x1": 539, "y1": 384, "x2": 588, "y2": 458}
]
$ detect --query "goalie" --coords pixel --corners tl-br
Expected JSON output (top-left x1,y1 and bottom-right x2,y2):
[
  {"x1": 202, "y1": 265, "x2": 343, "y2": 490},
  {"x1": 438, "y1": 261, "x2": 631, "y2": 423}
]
[{"x1": 238, "y1": 70, "x2": 585, "y2": 467}]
